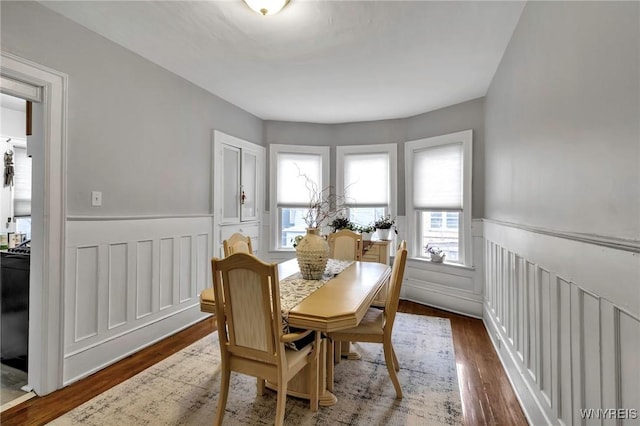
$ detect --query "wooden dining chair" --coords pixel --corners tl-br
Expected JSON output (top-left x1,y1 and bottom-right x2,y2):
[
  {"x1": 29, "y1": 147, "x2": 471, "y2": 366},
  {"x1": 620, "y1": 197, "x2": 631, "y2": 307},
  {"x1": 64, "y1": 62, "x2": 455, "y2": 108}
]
[
  {"x1": 223, "y1": 232, "x2": 253, "y2": 256},
  {"x1": 327, "y1": 229, "x2": 362, "y2": 261},
  {"x1": 211, "y1": 253, "x2": 321, "y2": 426},
  {"x1": 200, "y1": 233, "x2": 254, "y2": 314},
  {"x1": 328, "y1": 229, "x2": 362, "y2": 362},
  {"x1": 327, "y1": 240, "x2": 408, "y2": 399}
]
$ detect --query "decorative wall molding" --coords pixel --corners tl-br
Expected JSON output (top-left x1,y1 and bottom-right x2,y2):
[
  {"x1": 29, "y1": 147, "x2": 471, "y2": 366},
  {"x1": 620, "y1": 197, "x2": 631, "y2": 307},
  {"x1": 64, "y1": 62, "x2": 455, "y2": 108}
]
[
  {"x1": 64, "y1": 217, "x2": 212, "y2": 384},
  {"x1": 67, "y1": 214, "x2": 214, "y2": 221},
  {"x1": 483, "y1": 220, "x2": 640, "y2": 425},
  {"x1": 483, "y1": 218, "x2": 640, "y2": 253}
]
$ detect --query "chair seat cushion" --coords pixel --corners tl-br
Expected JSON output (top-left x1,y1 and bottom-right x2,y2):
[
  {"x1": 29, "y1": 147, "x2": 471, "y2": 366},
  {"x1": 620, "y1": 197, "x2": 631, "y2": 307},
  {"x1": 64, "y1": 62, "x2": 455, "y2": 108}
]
[
  {"x1": 200, "y1": 288, "x2": 216, "y2": 313},
  {"x1": 201, "y1": 287, "x2": 215, "y2": 303},
  {"x1": 333, "y1": 307, "x2": 384, "y2": 336},
  {"x1": 285, "y1": 342, "x2": 313, "y2": 366}
]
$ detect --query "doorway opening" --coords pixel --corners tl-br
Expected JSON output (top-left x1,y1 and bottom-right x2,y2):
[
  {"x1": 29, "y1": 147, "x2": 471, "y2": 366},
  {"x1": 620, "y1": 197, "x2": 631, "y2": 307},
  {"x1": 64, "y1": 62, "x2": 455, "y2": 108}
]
[
  {"x1": 0, "y1": 93, "x2": 35, "y2": 410},
  {"x1": 1, "y1": 52, "x2": 67, "y2": 404}
]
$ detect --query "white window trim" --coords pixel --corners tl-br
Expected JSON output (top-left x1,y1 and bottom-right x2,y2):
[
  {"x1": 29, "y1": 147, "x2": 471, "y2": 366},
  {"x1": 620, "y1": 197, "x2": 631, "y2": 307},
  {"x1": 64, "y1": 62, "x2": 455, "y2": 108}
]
[
  {"x1": 405, "y1": 130, "x2": 473, "y2": 266},
  {"x1": 269, "y1": 144, "x2": 330, "y2": 251},
  {"x1": 336, "y1": 143, "x2": 397, "y2": 217}
]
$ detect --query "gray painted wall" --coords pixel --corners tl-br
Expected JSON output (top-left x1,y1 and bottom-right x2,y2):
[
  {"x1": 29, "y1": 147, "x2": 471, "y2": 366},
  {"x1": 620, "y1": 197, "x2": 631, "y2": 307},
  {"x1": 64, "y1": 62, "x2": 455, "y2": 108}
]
[
  {"x1": 3, "y1": 1, "x2": 486, "y2": 220},
  {"x1": 1, "y1": 1, "x2": 263, "y2": 217},
  {"x1": 265, "y1": 97, "x2": 485, "y2": 217},
  {"x1": 485, "y1": 1, "x2": 640, "y2": 241}
]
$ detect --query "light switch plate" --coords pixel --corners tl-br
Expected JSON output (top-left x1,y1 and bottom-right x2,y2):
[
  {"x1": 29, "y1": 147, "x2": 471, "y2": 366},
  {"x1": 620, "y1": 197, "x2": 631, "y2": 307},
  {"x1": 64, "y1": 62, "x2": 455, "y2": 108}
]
[{"x1": 91, "y1": 191, "x2": 102, "y2": 207}]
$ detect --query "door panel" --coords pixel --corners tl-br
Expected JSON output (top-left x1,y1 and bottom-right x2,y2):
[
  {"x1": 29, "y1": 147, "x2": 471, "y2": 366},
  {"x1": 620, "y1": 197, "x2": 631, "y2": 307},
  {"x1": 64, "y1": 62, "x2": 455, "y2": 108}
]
[
  {"x1": 241, "y1": 150, "x2": 258, "y2": 221},
  {"x1": 221, "y1": 144, "x2": 240, "y2": 223}
]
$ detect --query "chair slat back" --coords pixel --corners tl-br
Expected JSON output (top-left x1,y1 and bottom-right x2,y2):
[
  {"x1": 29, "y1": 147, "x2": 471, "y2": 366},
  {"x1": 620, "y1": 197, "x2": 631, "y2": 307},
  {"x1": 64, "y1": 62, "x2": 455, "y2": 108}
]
[
  {"x1": 223, "y1": 233, "x2": 253, "y2": 257},
  {"x1": 328, "y1": 229, "x2": 362, "y2": 261},
  {"x1": 212, "y1": 253, "x2": 282, "y2": 364},
  {"x1": 383, "y1": 240, "x2": 408, "y2": 331}
]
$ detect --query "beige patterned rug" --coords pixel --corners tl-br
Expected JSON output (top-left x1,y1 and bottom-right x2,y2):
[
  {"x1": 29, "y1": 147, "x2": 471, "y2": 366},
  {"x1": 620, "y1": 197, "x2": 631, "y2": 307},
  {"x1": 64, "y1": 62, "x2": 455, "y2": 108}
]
[{"x1": 50, "y1": 313, "x2": 463, "y2": 425}]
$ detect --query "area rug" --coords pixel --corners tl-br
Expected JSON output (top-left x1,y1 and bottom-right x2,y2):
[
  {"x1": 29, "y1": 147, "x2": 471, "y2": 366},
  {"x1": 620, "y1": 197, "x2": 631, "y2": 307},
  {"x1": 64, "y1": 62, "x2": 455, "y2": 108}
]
[{"x1": 49, "y1": 313, "x2": 463, "y2": 425}]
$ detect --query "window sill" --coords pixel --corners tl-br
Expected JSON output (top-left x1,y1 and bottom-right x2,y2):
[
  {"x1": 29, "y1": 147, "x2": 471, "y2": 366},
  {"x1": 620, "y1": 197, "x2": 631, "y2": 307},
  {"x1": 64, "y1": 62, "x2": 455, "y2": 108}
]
[{"x1": 407, "y1": 257, "x2": 475, "y2": 275}]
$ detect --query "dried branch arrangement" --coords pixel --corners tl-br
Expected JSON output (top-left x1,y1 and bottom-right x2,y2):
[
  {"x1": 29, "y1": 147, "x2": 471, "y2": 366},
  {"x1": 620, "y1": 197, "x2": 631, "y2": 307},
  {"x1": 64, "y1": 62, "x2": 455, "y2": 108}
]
[{"x1": 297, "y1": 168, "x2": 349, "y2": 229}]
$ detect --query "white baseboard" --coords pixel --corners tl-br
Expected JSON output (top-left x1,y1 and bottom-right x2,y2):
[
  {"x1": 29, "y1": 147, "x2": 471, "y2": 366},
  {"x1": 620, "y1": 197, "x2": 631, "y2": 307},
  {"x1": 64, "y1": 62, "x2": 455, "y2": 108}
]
[
  {"x1": 63, "y1": 305, "x2": 208, "y2": 385},
  {"x1": 403, "y1": 278, "x2": 483, "y2": 317}
]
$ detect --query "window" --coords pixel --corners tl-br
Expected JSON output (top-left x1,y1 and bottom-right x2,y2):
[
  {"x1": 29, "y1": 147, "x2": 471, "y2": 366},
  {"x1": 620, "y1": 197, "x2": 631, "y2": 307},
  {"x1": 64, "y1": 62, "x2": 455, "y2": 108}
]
[
  {"x1": 12, "y1": 144, "x2": 31, "y2": 218},
  {"x1": 421, "y1": 211, "x2": 460, "y2": 262},
  {"x1": 270, "y1": 145, "x2": 329, "y2": 249},
  {"x1": 8, "y1": 142, "x2": 32, "y2": 240},
  {"x1": 3, "y1": 138, "x2": 31, "y2": 239},
  {"x1": 405, "y1": 130, "x2": 472, "y2": 266},
  {"x1": 336, "y1": 144, "x2": 397, "y2": 230}
]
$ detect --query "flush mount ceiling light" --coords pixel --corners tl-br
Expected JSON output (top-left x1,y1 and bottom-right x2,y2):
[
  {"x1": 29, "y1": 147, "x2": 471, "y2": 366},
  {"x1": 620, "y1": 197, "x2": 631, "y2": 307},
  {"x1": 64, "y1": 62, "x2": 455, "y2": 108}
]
[{"x1": 243, "y1": 0, "x2": 289, "y2": 16}]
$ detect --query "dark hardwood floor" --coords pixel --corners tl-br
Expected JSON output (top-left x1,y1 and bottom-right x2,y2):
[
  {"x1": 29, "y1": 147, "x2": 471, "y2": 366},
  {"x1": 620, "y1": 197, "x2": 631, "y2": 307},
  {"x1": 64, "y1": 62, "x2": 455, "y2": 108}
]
[
  {"x1": 1, "y1": 301, "x2": 528, "y2": 425},
  {"x1": 398, "y1": 302, "x2": 528, "y2": 426}
]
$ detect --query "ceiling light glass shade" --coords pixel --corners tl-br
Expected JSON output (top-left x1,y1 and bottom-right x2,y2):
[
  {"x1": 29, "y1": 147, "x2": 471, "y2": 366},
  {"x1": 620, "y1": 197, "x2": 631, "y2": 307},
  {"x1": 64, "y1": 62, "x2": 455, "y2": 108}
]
[{"x1": 244, "y1": 0, "x2": 289, "y2": 16}]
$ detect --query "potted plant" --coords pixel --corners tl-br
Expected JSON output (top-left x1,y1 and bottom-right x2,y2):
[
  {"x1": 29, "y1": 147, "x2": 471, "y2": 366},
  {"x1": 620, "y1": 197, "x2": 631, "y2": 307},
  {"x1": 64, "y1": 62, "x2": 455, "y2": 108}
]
[
  {"x1": 329, "y1": 216, "x2": 354, "y2": 232},
  {"x1": 355, "y1": 224, "x2": 375, "y2": 241},
  {"x1": 426, "y1": 244, "x2": 445, "y2": 263},
  {"x1": 373, "y1": 215, "x2": 397, "y2": 240}
]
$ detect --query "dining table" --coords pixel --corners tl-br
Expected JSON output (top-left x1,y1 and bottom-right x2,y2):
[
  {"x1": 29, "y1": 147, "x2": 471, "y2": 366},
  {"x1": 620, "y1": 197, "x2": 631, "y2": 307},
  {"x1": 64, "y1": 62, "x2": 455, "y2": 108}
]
[
  {"x1": 268, "y1": 258, "x2": 392, "y2": 406},
  {"x1": 200, "y1": 258, "x2": 391, "y2": 406}
]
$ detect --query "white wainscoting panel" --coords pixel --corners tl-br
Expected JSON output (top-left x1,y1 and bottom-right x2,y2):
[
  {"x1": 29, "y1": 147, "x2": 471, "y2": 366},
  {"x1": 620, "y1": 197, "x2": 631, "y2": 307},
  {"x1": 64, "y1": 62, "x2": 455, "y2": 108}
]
[
  {"x1": 108, "y1": 243, "x2": 127, "y2": 329},
  {"x1": 159, "y1": 238, "x2": 174, "y2": 310},
  {"x1": 136, "y1": 240, "x2": 153, "y2": 319},
  {"x1": 64, "y1": 216, "x2": 212, "y2": 385},
  {"x1": 179, "y1": 236, "x2": 192, "y2": 303},
  {"x1": 74, "y1": 246, "x2": 99, "y2": 341},
  {"x1": 483, "y1": 220, "x2": 640, "y2": 426},
  {"x1": 620, "y1": 310, "x2": 640, "y2": 417}
]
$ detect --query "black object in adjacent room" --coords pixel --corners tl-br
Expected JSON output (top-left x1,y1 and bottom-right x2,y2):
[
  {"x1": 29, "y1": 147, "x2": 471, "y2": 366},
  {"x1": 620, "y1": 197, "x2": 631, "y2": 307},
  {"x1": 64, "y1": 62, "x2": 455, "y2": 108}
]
[{"x1": 1, "y1": 245, "x2": 30, "y2": 372}]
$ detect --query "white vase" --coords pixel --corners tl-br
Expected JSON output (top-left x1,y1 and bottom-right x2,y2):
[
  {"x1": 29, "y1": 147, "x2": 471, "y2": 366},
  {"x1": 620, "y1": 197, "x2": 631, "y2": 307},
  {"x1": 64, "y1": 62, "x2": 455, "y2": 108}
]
[
  {"x1": 376, "y1": 228, "x2": 392, "y2": 240},
  {"x1": 295, "y1": 228, "x2": 330, "y2": 280}
]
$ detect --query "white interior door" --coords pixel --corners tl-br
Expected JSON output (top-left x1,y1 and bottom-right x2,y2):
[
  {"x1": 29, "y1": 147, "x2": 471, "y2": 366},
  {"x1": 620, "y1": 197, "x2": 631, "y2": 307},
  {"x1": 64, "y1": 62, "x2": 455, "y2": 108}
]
[{"x1": 221, "y1": 144, "x2": 240, "y2": 224}]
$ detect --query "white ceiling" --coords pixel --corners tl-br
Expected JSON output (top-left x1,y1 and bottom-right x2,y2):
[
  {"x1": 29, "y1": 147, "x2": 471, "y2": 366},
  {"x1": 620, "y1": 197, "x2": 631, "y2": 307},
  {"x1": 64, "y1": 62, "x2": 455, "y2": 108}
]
[{"x1": 40, "y1": 1, "x2": 525, "y2": 124}]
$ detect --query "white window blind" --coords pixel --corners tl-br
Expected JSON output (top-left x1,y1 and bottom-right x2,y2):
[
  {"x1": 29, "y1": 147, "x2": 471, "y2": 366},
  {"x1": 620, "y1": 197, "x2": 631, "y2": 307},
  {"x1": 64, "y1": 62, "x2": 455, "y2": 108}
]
[
  {"x1": 13, "y1": 145, "x2": 32, "y2": 217},
  {"x1": 413, "y1": 142, "x2": 463, "y2": 210},
  {"x1": 343, "y1": 153, "x2": 389, "y2": 206},
  {"x1": 276, "y1": 152, "x2": 322, "y2": 207}
]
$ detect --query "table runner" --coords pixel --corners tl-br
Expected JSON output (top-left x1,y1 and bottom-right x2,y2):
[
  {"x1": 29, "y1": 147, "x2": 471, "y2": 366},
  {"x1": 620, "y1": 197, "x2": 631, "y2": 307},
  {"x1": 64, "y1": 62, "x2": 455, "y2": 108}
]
[{"x1": 279, "y1": 258, "x2": 354, "y2": 335}]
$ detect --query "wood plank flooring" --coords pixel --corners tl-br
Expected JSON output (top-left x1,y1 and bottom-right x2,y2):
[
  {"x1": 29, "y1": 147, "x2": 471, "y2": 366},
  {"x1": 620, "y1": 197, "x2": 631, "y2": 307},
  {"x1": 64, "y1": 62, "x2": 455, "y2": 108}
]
[
  {"x1": 1, "y1": 302, "x2": 527, "y2": 425},
  {"x1": 398, "y1": 302, "x2": 528, "y2": 425}
]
